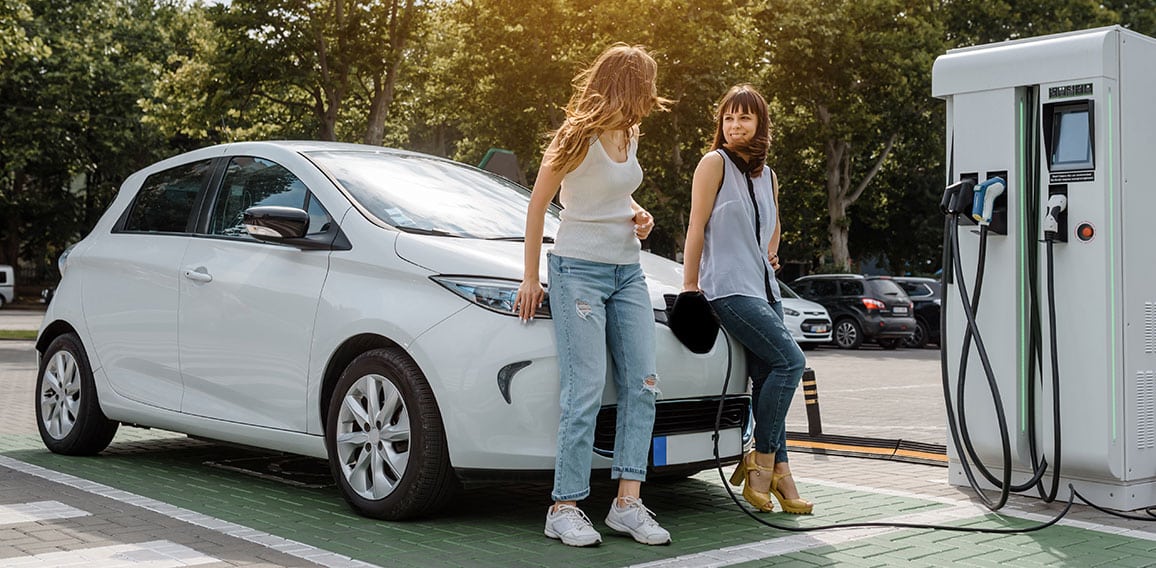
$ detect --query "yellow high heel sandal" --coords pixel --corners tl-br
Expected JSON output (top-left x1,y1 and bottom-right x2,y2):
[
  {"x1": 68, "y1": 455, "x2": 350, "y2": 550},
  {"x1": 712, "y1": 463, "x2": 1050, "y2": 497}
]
[
  {"x1": 728, "y1": 452, "x2": 774, "y2": 512},
  {"x1": 769, "y1": 470, "x2": 814, "y2": 515}
]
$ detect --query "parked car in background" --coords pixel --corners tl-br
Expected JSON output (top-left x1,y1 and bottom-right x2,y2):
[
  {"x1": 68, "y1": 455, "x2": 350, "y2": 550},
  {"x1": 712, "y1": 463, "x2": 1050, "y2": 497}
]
[
  {"x1": 779, "y1": 283, "x2": 832, "y2": 350},
  {"x1": 892, "y1": 276, "x2": 941, "y2": 349},
  {"x1": 34, "y1": 141, "x2": 751, "y2": 522},
  {"x1": 789, "y1": 274, "x2": 915, "y2": 350},
  {"x1": 0, "y1": 265, "x2": 13, "y2": 308}
]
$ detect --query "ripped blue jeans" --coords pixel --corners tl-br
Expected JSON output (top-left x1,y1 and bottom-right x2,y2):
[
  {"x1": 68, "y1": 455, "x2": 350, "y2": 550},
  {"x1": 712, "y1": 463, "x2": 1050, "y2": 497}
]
[{"x1": 547, "y1": 253, "x2": 658, "y2": 502}]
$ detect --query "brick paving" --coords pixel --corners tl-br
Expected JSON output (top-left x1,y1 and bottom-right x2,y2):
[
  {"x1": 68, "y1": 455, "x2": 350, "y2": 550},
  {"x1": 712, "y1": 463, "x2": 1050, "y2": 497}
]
[{"x1": 6, "y1": 315, "x2": 1156, "y2": 566}]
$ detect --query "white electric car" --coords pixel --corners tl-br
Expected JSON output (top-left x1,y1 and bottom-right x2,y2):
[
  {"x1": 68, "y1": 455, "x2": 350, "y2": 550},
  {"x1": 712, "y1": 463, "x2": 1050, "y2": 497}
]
[
  {"x1": 779, "y1": 283, "x2": 832, "y2": 350},
  {"x1": 35, "y1": 141, "x2": 749, "y2": 520}
]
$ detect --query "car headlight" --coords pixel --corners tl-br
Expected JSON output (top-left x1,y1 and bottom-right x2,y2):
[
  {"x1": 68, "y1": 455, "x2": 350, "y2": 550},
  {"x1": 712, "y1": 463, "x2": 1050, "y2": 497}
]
[
  {"x1": 783, "y1": 307, "x2": 800, "y2": 317},
  {"x1": 431, "y1": 276, "x2": 552, "y2": 318}
]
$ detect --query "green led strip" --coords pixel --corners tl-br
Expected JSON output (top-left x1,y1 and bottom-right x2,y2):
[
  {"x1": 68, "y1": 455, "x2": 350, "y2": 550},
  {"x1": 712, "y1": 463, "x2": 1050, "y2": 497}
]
[
  {"x1": 1018, "y1": 94, "x2": 1029, "y2": 433},
  {"x1": 1108, "y1": 87, "x2": 1118, "y2": 441}
]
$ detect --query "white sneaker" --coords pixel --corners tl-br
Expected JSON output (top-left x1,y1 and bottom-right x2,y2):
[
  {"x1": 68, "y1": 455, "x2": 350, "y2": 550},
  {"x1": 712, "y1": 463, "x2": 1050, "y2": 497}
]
[
  {"x1": 544, "y1": 504, "x2": 602, "y2": 547},
  {"x1": 604, "y1": 497, "x2": 672, "y2": 545}
]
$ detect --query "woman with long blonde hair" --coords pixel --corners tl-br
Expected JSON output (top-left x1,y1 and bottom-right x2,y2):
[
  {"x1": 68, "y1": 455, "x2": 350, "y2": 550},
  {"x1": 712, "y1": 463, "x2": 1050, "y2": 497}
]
[{"x1": 515, "y1": 43, "x2": 672, "y2": 547}]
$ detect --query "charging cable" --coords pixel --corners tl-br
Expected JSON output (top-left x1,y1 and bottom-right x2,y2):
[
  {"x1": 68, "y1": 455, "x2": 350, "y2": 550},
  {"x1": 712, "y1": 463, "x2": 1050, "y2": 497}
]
[{"x1": 707, "y1": 298, "x2": 1075, "y2": 534}]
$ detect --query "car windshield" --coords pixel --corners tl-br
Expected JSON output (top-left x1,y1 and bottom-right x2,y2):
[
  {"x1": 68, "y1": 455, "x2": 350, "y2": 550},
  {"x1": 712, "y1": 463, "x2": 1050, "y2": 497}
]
[
  {"x1": 779, "y1": 283, "x2": 800, "y2": 299},
  {"x1": 307, "y1": 150, "x2": 560, "y2": 240}
]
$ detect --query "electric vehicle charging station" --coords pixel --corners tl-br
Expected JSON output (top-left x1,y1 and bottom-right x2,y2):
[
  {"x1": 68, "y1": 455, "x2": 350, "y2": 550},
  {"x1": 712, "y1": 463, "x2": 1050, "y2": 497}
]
[{"x1": 932, "y1": 26, "x2": 1156, "y2": 511}]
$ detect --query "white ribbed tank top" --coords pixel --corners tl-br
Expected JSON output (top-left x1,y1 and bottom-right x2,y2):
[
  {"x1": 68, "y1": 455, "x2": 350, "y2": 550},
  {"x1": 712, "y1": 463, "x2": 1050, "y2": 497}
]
[{"x1": 550, "y1": 135, "x2": 644, "y2": 265}]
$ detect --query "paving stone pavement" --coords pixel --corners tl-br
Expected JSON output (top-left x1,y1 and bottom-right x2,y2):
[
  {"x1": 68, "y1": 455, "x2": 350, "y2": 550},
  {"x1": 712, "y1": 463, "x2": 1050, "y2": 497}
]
[{"x1": 6, "y1": 322, "x2": 1156, "y2": 566}]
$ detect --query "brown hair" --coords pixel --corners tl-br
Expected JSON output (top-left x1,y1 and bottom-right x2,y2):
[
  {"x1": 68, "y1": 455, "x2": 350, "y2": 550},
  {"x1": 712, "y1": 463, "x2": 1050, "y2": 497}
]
[
  {"x1": 545, "y1": 44, "x2": 672, "y2": 174},
  {"x1": 709, "y1": 84, "x2": 771, "y2": 178}
]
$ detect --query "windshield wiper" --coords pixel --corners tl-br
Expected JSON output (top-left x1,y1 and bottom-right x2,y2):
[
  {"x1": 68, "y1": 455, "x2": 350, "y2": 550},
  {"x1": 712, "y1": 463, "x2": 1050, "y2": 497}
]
[
  {"x1": 400, "y1": 227, "x2": 461, "y2": 238},
  {"x1": 485, "y1": 236, "x2": 555, "y2": 243}
]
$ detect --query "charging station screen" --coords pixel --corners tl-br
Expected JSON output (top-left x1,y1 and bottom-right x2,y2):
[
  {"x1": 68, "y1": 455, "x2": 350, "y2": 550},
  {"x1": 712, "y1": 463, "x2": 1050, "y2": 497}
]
[{"x1": 1049, "y1": 104, "x2": 1094, "y2": 171}]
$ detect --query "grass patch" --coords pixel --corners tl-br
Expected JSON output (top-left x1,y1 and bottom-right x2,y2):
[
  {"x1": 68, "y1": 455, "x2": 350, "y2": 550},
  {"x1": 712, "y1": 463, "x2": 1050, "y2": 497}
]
[{"x1": 0, "y1": 329, "x2": 37, "y2": 340}]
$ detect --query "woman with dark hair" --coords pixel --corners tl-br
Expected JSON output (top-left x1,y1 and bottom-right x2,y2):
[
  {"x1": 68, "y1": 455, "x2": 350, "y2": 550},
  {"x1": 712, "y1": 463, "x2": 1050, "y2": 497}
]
[{"x1": 681, "y1": 84, "x2": 812, "y2": 514}]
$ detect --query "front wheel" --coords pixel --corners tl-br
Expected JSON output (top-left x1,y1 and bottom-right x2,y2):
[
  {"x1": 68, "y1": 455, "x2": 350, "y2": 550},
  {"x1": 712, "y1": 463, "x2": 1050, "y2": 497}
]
[
  {"x1": 325, "y1": 348, "x2": 457, "y2": 520},
  {"x1": 833, "y1": 319, "x2": 863, "y2": 350},
  {"x1": 36, "y1": 333, "x2": 119, "y2": 455}
]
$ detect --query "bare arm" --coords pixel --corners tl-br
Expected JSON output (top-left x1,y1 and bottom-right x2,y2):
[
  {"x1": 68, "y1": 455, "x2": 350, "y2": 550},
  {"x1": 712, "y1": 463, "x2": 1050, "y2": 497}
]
[
  {"x1": 682, "y1": 152, "x2": 724, "y2": 292},
  {"x1": 768, "y1": 170, "x2": 782, "y2": 271},
  {"x1": 515, "y1": 137, "x2": 565, "y2": 320}
]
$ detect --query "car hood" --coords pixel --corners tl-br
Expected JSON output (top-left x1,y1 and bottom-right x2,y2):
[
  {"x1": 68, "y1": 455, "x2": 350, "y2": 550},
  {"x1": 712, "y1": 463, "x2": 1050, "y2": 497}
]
[
  {"x1": 782, "y1": 296, "x2": 829, "y2": 316},
  {"x1": 395, "y1": 233, "x2": 683, "y2": 311}
]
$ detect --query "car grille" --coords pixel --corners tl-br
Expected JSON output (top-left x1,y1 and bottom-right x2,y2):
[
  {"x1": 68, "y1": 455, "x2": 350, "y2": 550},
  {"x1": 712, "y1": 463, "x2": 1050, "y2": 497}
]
[{"x1": 593, "y1": 396, "x2": 751, "y2": 455}]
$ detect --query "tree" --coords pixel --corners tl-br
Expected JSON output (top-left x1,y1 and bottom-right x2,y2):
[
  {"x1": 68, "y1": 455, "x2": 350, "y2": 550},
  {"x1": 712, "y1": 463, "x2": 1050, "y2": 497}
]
[
  {"x1": 424, "y1": 0, "x2": 757, "y2": 258},
  {"x1": 160, "y1": 0, "x2": 425, "y2": 143},
  {"x1": 754, "y1": 0, "x2": 943, "y2": 271},
  {"x1": 0, "y1": 0, "x2": 179, "y2": 277}
]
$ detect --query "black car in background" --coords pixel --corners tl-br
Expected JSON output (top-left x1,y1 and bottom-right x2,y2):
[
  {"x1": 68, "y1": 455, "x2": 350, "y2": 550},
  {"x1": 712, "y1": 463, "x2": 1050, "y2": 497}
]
[
  {"x1": 892, "y1": 276, "x2": 941, "y2": 349},
  {"x1": 789, "y1": 274, "x2": 916, "y2": 350}
]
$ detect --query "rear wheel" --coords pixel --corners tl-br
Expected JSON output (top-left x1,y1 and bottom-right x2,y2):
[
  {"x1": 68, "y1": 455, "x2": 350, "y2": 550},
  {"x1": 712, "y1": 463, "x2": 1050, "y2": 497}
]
[
  {"x1": 325, "y1": 348, "x2": 457, "y2": 520},
  {"x1": 36, "y1": 333, "x2": 119, "y2": 455},
  {"x1": 833, "y1": 319, "x2": 862, "y2": 350},
  {"x1": 905, "y1": 319, "x2": 930, "y2": 349}
]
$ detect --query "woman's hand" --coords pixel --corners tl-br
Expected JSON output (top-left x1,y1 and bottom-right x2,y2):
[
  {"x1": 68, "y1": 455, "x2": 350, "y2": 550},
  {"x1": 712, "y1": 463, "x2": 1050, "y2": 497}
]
[
  {"x1": 633, "y1": 209, "x2": 655, "y2": 239},
  {"x1": 682, "y1": 282, "x2": 702, "y2": 293},
  {"x1": 515, "y1": 279, "x2": 546, "y2": 321},
  {"x1": 769, "y1": 251, "x2": 781, "y2": 271}
]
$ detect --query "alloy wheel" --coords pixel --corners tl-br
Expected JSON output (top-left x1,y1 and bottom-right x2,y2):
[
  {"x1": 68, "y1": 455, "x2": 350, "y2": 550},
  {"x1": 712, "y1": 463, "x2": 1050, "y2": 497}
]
[
  {"x1": 335, "y1": 373, "x2": 411, "y2": 500},
  {"x1": 835, "y1": 321, "x2": 859, "y2": 348},
  {"x1": 40, "y1": 349, "x2": 82, "y2": 439}
]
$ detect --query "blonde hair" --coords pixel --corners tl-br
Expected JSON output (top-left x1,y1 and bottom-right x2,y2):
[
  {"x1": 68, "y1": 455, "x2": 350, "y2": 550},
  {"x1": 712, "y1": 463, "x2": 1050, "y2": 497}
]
[{"x1": 546, "y1": 43, "x2": 672, "y2": 174}]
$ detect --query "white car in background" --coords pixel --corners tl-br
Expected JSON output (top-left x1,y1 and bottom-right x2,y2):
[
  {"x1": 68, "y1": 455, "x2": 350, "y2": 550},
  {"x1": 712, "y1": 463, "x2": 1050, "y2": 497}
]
[
  {"x1": 35, "y1": 141, "x2": 750, "y2": 521},
  {"x1": 779, "y1": 283, "x2": 832, "y2": 350}
]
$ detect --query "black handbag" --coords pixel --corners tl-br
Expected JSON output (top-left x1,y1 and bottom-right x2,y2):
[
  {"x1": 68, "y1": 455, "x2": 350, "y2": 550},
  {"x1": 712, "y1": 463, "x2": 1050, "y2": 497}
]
[{"x1": 667, "y1": 291, "x2": 720, "y2": 354}]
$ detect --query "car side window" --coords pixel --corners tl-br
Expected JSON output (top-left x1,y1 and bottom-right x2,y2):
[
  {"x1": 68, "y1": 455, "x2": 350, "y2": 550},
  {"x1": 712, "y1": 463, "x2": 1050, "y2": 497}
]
[
  {"x1": 306, "y1": 194, "x2": 333, "y2": 235},
  {"x1": 123, "y1": 160, "x2": 213, "y2": 233},
  {"x1": 208, "y1": 157, "x2": 314, "y2": 238},
  {"x1": 909, "y1": 283, "x2": 932, "y2": 298},
  {"x1": 841, "y1": 280, "x2": 865, "y2": 296},
  {"x1": 811, "y1": 280, "x2": 838, "y2": 298}
]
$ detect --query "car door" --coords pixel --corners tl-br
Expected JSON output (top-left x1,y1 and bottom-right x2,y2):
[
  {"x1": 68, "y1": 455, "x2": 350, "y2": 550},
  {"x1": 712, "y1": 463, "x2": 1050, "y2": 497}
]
[
  {"x1": 81, "y1": 159, "x2": 214, "y2": 410},
  {"x1": 177, "y1": 155, "x2": 333, "y2": 431}
]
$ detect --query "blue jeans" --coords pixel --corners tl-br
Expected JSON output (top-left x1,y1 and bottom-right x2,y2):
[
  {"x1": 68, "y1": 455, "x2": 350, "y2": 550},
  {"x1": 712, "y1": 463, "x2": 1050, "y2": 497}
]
[
  {"x1": 710, "y1": 295, "x2": 806, "y2": 463},
  {"x1": 547, "y1": 253, "x2": 659, "y2": 502}
]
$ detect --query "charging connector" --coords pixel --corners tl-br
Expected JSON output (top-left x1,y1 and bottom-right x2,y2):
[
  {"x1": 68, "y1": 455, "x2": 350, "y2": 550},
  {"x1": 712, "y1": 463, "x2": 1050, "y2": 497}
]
[
  {"x1": 1043, "y1": 193, "x2": 1068, "y2": 241},
  {"x1": 972, "y1": 177, "x2": 1006, "y2": 225}
]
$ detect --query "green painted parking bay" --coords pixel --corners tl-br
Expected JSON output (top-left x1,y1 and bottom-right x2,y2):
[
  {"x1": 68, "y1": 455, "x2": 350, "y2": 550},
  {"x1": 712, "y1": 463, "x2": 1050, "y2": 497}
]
[{"x1": 5, "y1": 430, "x2": 1156, "y2": 567}]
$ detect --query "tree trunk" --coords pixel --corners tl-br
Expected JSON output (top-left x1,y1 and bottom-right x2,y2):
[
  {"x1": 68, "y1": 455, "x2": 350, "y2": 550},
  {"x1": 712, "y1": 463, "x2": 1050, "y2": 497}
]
[
  {"x1": 363, "y1": 69, "x2": 397, "y2": 146},
  {"x1": 363, "y1": 0, "x2": 415, "y2": 146},
  {"x1": 822, "y1": 131, "x2": 897, "y2": 271}
]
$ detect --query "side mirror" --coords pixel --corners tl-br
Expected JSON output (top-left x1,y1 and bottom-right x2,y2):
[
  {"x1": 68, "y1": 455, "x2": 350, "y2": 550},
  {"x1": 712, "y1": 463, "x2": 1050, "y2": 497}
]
[{"x1": 243, "y1": 206, "x2": 309, "y2": 241}]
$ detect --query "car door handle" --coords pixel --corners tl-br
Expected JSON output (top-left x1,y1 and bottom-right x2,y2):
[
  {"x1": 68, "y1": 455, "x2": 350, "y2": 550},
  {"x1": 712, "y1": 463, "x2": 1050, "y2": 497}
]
[{"x1": 183, "y1": 268, "x2": 213, "y2": 283}]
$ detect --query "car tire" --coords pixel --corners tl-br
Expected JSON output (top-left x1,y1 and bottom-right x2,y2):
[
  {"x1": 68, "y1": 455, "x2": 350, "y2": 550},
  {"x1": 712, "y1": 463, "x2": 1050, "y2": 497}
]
[
  {"x1": 833, "y1": 319, "x2": 863, "y2": 350},
  {"x1": 906, "y1": 319, "x2": 930, "y2": 349},
  {"x1": 36, "y1": 333, "x2": 119, "y2": 455},
  {"x1": 877, "y1": 338, "x2": 902, "y2": 350},
  {"x1": 325, "y1": 347, "x2": 457, "y2": 521}
]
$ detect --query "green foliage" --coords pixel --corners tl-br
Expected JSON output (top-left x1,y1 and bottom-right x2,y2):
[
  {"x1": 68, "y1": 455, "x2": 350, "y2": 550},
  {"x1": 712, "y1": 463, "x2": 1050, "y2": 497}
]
[
  {"x1": 0, "y1": 0, "x2": 178, "y2": 277},
  {"x1": 8, "y1": 0, "x2": 1155, "y2": 281}
]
